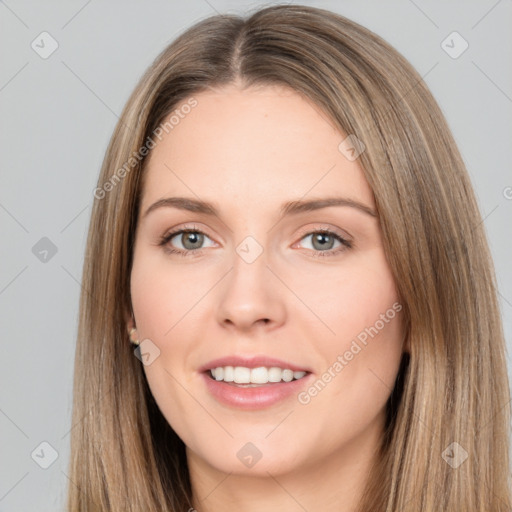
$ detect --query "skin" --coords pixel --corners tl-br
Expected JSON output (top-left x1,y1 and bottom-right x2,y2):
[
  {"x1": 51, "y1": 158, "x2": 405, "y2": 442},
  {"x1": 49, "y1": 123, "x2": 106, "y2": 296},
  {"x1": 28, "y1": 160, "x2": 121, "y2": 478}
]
[{"x1": 128, "y1": 83, "x2": 408, "y2": 512}]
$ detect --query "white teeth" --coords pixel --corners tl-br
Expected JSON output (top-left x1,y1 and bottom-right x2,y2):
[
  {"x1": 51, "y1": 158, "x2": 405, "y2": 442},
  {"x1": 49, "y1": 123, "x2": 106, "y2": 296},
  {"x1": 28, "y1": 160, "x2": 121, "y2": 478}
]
[
  {"x1": 209, "y1": 366, "x2": 308, "y2": 384},
  {"x1": 233, "y1": 366, "x2": 251, "y2": 384},
  {"x1": 214, "y1": 367, "x2": 224, "y2": 381},
  {"x1": 282, "y1": 369, "x2": 294, "y2": 382},
  {"x1": 268, "y1": 367, "x2": 282, "y2": 382},
  {"x1": 223, "y1": 366, "x2": 234, "y2": 382},
  {"x1": 250, "y1": 366, "x2": 268, "y2": 384}
]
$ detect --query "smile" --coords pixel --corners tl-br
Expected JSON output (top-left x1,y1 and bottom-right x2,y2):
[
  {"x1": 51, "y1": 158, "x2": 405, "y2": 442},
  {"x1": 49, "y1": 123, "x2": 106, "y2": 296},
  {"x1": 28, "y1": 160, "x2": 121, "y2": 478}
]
[
  {"x1": 202, "y1": 368, "x2": 313, "y2": 410},
  {"x1": 209, "y1": 365, "x2": 308, "y2": 384}
]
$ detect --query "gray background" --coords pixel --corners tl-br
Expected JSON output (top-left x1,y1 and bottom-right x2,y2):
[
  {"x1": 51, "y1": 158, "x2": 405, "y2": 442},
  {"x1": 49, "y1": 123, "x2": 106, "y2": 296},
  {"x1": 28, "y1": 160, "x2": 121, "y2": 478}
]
[{"x1": 1, "y1": 0, "x2": 511, "y2": 510}]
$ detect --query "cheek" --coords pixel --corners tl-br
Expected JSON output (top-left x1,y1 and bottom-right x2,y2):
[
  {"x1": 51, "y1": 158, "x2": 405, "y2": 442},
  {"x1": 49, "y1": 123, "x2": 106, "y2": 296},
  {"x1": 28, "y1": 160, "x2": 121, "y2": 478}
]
[
  {"x1": 130, "y1": 253, "x2": 199, "y2": 437},
  {"x1": 293, "y1": 253, "x2": 404, "y2": 414},
  {"x1": 130, "y1": 249, "x2": 209, "y2": 340},
  {"x1": 129, "y1": 249, "x2": 210, "y2": 413},
  {"x1": 290, "y1": 250, "x2": 401, "y2": 348}
]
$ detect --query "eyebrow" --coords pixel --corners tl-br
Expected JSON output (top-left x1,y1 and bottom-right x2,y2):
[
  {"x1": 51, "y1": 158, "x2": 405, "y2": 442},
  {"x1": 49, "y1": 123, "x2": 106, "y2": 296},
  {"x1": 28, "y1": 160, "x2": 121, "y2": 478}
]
[{"x1": 142, "y1": 196, "x2": 377, "y2": 219}]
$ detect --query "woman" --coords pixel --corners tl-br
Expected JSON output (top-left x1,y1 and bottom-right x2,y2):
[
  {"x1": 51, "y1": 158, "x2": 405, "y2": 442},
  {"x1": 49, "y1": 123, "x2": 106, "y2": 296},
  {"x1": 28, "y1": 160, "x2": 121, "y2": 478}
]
[{"x1": 67, "y1": 4, "x2": 511, "y2": 511}]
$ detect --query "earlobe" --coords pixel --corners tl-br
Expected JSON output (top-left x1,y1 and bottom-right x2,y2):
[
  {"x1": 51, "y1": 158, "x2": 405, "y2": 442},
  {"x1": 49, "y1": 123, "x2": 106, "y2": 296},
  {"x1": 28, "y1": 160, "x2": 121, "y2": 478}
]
[
  {"x1": 125, "y1": 313, "x2": 135, "y2": 331},
  {"x1": 128, "y1": 326, "x2": 140, "y2": 346},
  {"x1": 125, "y1": 313, "x2": 140, "y2": 346}
]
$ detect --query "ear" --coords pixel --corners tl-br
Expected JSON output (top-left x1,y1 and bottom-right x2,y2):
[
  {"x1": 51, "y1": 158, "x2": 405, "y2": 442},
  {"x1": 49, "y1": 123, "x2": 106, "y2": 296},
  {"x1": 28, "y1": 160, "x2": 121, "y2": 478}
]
[
  {"x1": 124, "y1": 309, "x2": 138, "y2": 340},
  {"x1": 126, "y1": 322, "x2": 139, "y2": 346},
  {"x1": 126, "y1": 315, "x2": 135, "y2": 331},
  {"x1": 125, "y1": 306, "x2": 135, "y2": 328}
]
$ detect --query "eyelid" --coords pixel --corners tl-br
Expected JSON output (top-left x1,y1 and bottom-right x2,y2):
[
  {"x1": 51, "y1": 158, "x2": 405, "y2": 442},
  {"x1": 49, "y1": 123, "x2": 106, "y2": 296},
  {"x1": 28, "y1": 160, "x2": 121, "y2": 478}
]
[
  {"x1": 161, "y1": 223, "x2": 351, "y2": 242},
  {"x1": 161, "y1": 224, "x2": 217, "y2": 245},
  {"x1": 161, "y1": 223, "x2": 216, "y2": 241},
  {"x1": 293, "y1": 223, "x2": 352, "y2": 244},
  {"x1": 159, "y1": 222, "x2": 353, "y2": 257}
]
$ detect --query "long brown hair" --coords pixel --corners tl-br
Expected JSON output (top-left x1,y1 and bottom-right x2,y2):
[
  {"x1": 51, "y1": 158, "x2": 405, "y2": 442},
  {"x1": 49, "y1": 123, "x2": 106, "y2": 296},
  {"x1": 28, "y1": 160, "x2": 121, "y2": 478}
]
[{"x1": 67, "y1": 5, "x2": 511, "y2": 511}]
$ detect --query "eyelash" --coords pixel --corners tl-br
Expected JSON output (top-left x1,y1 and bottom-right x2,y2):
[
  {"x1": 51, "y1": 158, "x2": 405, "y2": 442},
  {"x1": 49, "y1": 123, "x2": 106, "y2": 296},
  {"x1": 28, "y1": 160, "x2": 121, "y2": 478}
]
[{"x1": 158, "y1": 225, "x2": 352, "y2": 258}]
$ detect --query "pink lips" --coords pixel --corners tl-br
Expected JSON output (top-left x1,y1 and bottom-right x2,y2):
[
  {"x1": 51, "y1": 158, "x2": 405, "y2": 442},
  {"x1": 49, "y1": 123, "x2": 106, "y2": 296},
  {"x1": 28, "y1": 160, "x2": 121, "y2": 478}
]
[{"x1": 198, "y1": 355, "x2": 313, "y2": 410}]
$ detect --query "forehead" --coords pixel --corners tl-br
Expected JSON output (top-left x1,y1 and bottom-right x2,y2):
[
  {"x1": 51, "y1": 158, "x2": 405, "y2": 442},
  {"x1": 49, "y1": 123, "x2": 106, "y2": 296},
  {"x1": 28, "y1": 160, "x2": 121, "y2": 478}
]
[{"x1": 140, "y1": 84, "x2": 374, "y2": 212}]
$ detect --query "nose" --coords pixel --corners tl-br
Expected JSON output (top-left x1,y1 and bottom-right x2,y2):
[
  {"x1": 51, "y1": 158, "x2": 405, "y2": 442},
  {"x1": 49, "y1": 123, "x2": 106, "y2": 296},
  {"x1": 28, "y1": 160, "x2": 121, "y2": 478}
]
[{"x1": 215, "y1": 244, "x2": 287, "y2": 333}]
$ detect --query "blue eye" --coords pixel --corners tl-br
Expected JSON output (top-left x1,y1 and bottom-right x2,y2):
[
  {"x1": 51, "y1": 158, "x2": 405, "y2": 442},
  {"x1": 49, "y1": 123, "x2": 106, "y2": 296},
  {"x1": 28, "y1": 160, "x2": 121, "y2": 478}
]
[
  {"x1": 159, "y1": 227, "x2": 215, "y2": 257},
  {"x1": 296, "y1": 230, "x2": 352, "y2": 257},
  {"x1": 159, "y1": 227, "x2": 352, "y2": 258}
]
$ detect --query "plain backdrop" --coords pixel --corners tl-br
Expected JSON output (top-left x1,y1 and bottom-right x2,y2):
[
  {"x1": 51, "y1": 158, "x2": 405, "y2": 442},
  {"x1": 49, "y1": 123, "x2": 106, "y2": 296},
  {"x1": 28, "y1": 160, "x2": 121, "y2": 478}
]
[{"x1": 1, "y1": 1, "x2": 511, "y2": 510}]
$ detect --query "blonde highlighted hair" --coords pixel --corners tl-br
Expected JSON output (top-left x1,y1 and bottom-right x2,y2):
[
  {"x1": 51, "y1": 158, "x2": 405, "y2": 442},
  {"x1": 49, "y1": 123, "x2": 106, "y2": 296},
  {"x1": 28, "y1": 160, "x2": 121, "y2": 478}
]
[{"x1": 67, "y1": 5, "x2": 511, "y2": 511}]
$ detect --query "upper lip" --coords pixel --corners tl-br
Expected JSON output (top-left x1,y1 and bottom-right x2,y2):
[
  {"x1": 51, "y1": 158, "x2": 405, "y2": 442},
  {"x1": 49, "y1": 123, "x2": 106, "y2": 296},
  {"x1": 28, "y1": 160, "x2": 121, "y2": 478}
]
[{"x1": 198, "y1": 355, "x2": 312, "y2": 373}]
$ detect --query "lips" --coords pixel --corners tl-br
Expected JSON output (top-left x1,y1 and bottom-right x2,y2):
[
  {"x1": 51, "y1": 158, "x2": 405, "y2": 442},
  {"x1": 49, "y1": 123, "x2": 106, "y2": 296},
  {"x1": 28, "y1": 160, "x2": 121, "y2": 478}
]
[
  {"x1": 200, "y1": 370, "x2": 314, "y2": 410},
  {"x1": 198, "y1": 355, "x2": 313, "y2": 409}
]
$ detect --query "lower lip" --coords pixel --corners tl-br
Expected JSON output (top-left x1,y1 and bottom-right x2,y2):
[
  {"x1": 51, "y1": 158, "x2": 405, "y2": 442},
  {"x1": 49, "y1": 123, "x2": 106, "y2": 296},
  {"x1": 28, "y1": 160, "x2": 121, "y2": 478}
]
[{"x1": 201, "y1": 372, "x2": 313, "y2": 410}]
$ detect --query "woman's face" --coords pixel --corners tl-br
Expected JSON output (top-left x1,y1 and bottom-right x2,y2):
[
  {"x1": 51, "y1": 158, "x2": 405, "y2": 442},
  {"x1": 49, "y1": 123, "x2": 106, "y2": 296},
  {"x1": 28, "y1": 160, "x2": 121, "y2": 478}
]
[{"x1": 130, "y1": 84, "x2": 406, "y2": 478}]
